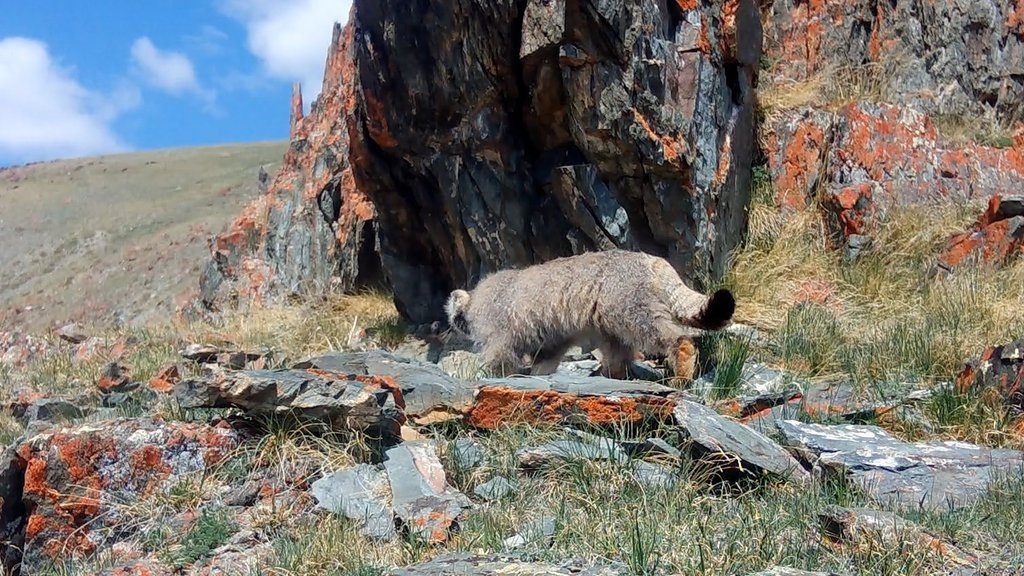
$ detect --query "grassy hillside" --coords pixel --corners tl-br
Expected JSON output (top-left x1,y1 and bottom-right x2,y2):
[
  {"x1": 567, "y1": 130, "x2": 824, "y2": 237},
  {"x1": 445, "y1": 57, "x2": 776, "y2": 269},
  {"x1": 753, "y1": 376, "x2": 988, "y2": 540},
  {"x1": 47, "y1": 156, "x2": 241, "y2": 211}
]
[{"x1": 0, "y1": 141, "x2": 288, "y2": 334}]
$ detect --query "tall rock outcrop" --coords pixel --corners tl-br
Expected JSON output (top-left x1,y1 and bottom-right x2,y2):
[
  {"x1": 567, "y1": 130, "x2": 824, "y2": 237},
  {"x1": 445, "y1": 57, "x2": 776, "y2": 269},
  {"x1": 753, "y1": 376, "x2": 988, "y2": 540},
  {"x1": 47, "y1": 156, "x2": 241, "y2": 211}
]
[{"x1": 200, "y1": 0, "x2": 763, "y2": 325}]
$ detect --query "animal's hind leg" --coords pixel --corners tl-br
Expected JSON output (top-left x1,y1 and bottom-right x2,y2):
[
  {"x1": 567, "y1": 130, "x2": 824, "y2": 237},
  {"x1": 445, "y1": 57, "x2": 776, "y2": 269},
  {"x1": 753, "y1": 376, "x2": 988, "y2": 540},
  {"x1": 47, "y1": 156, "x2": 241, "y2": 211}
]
[
  {"x1": 593, "y1": 336, "x2": 633, "y2": 380},
  {"x1": 529, "y1": 339, "x2": 571, "y2": 376},
  {"x1": 480, "y1": 339, "x2": 528, "y2": 377},
  {"x1": 652, "y1": 318, "x2": 697, "y2": 387}
]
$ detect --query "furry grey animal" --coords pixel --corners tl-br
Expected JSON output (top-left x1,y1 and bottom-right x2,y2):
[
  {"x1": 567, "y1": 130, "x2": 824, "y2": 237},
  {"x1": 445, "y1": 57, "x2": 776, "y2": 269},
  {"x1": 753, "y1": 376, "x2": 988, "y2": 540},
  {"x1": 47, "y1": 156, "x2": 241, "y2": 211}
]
[{"x1": 445, "y1": 249, "x2": 735, "y2": 381}]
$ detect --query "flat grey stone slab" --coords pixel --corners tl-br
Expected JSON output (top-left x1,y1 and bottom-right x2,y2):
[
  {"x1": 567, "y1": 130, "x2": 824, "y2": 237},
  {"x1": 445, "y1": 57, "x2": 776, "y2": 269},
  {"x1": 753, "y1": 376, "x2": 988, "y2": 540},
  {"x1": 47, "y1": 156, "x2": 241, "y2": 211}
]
[
  {"x1": 776, "y1": 419, "x2": 1024, "y2": 511},
  {"x1": 311, "y1": 463, "x2": 396, "y2": 541},
  {"x1": 673, "y1": 400, "x2": 810, "y2": 485}
]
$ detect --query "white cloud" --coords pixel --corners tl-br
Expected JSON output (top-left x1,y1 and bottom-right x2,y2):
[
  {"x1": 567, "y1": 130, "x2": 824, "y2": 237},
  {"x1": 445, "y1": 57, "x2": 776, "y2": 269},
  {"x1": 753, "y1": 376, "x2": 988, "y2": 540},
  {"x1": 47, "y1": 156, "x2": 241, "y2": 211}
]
[
  {"x1": 220, "y1": 0, "x2": 352, "y2": 105},
  {"x1": 0, "y1": 37, "x2": 138, "y2": 165},
  {"x1": 130, "y1": 37, "x2": 214, "y2": 106}
]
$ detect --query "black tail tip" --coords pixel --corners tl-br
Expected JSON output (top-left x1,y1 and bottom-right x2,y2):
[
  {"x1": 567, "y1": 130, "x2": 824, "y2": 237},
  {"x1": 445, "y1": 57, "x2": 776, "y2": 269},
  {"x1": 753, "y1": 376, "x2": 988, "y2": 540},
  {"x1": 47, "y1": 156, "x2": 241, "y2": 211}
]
[{"x1": 696, "y1": 288, "x2": 735, "y2": 330}]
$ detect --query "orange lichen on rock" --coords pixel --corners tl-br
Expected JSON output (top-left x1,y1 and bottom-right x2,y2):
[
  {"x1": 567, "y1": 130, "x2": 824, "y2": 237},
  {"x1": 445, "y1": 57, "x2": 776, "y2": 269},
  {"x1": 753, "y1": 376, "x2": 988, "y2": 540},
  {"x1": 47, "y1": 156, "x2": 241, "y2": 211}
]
[
  {"x1": 939, "y1": 195, "x2": 1024, "y2": 270},
  {"x1": 17, "y1": 420, "x2": 240, "y2": 566},
  {"x1": 466, "y1": 386, "x2": 675, "y2": 430}
]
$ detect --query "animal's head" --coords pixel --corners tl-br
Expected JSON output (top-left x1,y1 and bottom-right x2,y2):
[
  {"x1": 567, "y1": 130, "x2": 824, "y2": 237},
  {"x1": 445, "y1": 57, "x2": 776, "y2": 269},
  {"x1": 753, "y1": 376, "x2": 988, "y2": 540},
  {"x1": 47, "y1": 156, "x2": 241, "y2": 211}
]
[{"x1": 444, "y1": 289, "x2": 472, "y2": 335}]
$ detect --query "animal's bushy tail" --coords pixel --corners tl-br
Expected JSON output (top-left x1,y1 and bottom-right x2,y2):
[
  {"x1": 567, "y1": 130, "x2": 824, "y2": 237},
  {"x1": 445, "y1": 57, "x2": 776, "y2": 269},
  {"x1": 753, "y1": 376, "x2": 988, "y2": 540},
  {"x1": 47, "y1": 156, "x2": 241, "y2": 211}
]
[
  {"x1": 445, "y1": 289, "x2": 472, "y2": 335},
  {"x1": 689, "y1": 288, "x2": 735, "y2": 330}
]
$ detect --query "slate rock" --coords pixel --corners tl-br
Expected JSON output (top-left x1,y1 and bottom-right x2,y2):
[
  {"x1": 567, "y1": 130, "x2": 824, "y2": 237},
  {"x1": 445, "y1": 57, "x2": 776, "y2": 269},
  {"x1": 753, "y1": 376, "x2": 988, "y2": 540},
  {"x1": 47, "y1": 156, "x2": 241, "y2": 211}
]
[
  {"x1": 516, "y1": 437, "x2": 628, "y2": 470},
  {"x1": 55, "y1": 323, "x2": 88, "y2": 344},
  {"x1": 448, "y1": 437, "x2": 486, "y2": 470},
  {"x1": 383, "y1": 441, "x2": 471, "y2": 543},
  {"x1": 385, "y1": 552, "x2": 627, "y2": 575},
  {"x1": 468, "y1": 373, "x2": 679, "y2": 430},
  {"x1": 631, "y1": 461, "x2": 679, "y2": 490},
  {"x1": 619, "y1": 437, "x2": 681, "y2": 460},
  {"x1": 776, "y1": 420, "x2": 1024, "y2": 511},
  {"x1": 21, "y1": 398, "x2": 84, "y2": 425},
  {"x1": 503, "y1": 515, "x2": 556, "y2": 549},
  {"x1": 672, "y1": 400, "x2": 810, "y2": 485},
  {"x1": 173, "y1": 368, "x2": 403, "y2": 437},
  {"x1": 473, "y1": 476, "x2": 514, "y2": 501},
  {"x1": 819, "y1": 506, "x2": 981, "y2": 569},
  {"x1": 294, "y1": 350, "x2": 478, "y2": 425},
  {"x1": 311, "y1": 463, "x2": 396, "y2": 541},
  {"x1": 0, "y1": 447, "x2": 25, "y2": 572},
  {"x1": 956, "y1": 338, "x2": 1024, "y2": 415},
  {"x1": 17, "y1": 418, "x2": 238, "y2": 570}
]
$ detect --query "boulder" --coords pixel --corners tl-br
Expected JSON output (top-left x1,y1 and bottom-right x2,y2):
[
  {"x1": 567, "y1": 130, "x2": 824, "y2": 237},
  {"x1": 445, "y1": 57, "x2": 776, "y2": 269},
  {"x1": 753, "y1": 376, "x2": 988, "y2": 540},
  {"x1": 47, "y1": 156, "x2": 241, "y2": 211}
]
[
  {"x1": 201, "y1": 0, "x2": 763, "y2": 326},
  {"x1": 16, "y1": 419, "x2": 238, "y2": 570},
  {"x1": 776, "y1": 419, "x2": 1024, "y2": 511},
  {"x1": 172, "y1": 368, "x2": 404, "y2": 437},
  {"x1": 293, "y1": 350, "x2": 478, "y2": 424}
]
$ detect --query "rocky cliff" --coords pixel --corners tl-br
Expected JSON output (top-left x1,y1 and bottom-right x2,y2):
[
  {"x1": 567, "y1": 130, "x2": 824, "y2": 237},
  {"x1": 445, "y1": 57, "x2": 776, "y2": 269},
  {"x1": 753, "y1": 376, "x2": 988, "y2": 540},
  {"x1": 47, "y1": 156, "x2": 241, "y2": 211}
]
[{"x1": 199, "y1": 0, "x2": 763, "y2": 325}]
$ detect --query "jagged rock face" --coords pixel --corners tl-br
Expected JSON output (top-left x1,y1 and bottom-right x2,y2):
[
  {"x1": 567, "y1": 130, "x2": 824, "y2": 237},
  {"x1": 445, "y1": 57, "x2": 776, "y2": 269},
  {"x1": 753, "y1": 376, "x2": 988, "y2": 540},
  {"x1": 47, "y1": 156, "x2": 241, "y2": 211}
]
[
  {"x1": 764, "y1": 0, "x2": 1024, "y2": 119},
  {"x1": 352, "y1": 0, "x2": 762, "y2": 323},
  {"x1": 199, "y1": 16, "x2": 381, "y2": 314},
  {"x1": 202, "y1": 0, "x2": 763, "y2": 325}
]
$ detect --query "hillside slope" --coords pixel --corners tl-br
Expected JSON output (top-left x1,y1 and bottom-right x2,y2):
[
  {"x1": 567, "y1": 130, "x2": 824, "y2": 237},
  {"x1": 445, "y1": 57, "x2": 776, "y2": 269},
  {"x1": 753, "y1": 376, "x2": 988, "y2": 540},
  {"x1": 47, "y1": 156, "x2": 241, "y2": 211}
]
[{"x1": 0, "y1": 141, "x2": 287, "y2": 333}]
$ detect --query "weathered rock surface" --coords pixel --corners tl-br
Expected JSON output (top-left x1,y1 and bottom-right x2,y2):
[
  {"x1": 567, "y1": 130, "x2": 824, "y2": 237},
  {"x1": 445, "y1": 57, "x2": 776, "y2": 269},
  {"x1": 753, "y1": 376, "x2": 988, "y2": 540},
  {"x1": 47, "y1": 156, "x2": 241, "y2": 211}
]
[
  {"x1": 745, "y1": 569, "x2": 838, "y2": 576},
  {"x1": 16, "y1": 419, "x2": 238, "y2": 570},
  {"x1": 467, "y1": 374, "x2": 678, "y2": 430},
  {"x1": 764, "y1": 0, "x2": 1024, "y2": 119},
  {"x1": 383, "y1": 441, "x2": 471, "y2": 543},
  {"x1": 311, "y1": 463, "x2": 395, "y2": 541},
  {"x1": 766, "y1": 103, "x2": 1024, "y2": 247},
  {"x1": 673, "y1": 400, "x2": 810, "y2": 485},
  {"x1": 516, "y1": 437, "x2": 628, "y2": 470},
  {"x1": 473, "y1": 476, "x2": 514, "y2": 501},
  {"x1": 819, "y1": 506, "x2": 980, "y2": 569},
  {"x1": 294, "y1": 350, "x2": 477, "y2": 424},
  {"x1": 385, "y1": 553, "x2": 627, "y2": 576},
  {"x1": 202, "y1": 0, "x2": 763, "y2": 326},
  {"x1": 172, "y1": 368, "x2": 404, "y2": 437},
  {"x1": 956, "y1": 339, "x2": 1024, "y2": 416},
  {"x1": 776, "y1": 419, "x2": 1024, "y2": 511},
  {"x1": 940, "y1": 195, "x2": 1024, "y2": 271}
]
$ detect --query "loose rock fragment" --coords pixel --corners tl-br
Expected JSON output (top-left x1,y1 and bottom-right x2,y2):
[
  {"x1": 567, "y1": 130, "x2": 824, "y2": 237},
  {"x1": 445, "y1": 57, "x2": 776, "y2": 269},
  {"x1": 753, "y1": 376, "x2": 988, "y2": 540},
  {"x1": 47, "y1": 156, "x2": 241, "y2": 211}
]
[
  {"x1": 516, "y1": 437, "x2": 628, "y2": 470},
  {"x1": 503, "y1": 515, "x2": 556, "y2": 550},
  {"x1": 473, "y1": 476, "x2": 514, "y2": 501},
  {"x1": 673, "y1": 400, "x2": 810, "y2": 485},
  {"x1": 383, "y1": 441, "x2": 471, "y2": 543},
  {"x1": 311, "y1": 464, "x2": 396, "y2": 541},
  {"x1": 819, "y1": 506, "x2": 980, "y2": 568},
  {"x1": 956, "y1": 339, "x2": 1024, "y2": 416}
]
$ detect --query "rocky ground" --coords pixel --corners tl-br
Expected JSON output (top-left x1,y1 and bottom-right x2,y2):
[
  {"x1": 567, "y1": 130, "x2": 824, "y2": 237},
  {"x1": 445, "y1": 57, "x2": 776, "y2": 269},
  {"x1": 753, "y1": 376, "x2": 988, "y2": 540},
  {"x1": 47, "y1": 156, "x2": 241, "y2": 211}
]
[{"x1": 1, "y1": 185, "x2": 1023, "y2": 575}]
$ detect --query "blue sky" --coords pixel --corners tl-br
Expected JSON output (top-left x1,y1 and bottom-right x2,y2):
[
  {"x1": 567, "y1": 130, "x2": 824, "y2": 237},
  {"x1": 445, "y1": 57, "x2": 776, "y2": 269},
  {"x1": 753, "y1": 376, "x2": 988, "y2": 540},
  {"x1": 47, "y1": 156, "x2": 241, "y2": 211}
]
[{"x1": 0, "y1": 0, "x2": 353, "y2": 167}]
